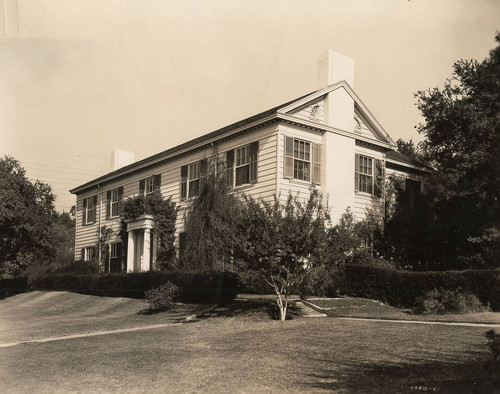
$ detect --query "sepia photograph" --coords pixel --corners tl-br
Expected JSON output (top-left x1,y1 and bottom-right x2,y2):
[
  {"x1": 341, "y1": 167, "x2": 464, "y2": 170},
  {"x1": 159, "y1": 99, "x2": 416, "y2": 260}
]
[{"x1": 1, "y1": 0, "x2": 499, "y2": 392}]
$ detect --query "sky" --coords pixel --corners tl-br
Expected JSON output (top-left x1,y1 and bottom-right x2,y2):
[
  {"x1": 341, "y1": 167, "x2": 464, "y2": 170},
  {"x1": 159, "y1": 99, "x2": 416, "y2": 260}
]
[{"x1": 1, "y1": 0, "x2": 499, "y2": 213}]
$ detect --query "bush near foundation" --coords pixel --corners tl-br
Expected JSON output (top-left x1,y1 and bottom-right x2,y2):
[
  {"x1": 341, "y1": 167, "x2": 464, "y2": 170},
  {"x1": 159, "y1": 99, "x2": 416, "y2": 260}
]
[
  {"x1": 28, "y1": 270, "x2": 239, "y2": 305},
  {"x1": 341, "y1": 264, "x2": 497, "y2": 309}
]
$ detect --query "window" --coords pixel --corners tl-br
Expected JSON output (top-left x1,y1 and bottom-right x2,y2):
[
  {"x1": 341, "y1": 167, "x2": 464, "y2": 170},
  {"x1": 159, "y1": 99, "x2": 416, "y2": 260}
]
[
  {"x1": 106, "y1": 187, "x2": 123, "y2": 219},
  {"x1": 110, "y1": 243, "x2": 119, "y2": 258},
  {"x1": 140, "y1": 174, "x2": 161, "y2": 196},
  {"x1": 284, "y1": 136, "x2": 321, "y2": 184},
  {"x1": 83, "y1": 246, "x2": 96, "y2": 262},
  {"x1": 226, "y1": 142, "x2": 258, "y2": 187},
  {"x1": 358, "y1": 155, "x2": 373, "y2": 193},
  {"x1": 82, "y1": 195, "x2": 97, "y2": 225},
  {"x1": 355, "y1": 154, "x2": 384, "y2": 197},
  {"x1": 108, "y1": 242, "x2": 122, "y2": 273},
  {"x1": 180, "y1": 159, "x2": 207, "y2": 200}
]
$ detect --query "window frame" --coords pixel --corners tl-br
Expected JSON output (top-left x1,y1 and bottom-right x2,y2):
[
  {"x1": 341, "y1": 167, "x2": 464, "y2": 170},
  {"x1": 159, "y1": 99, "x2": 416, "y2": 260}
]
[
  {"x1": 107, "y1": 187, "x2": 123, "y2": 219},
  {"x1": 82, "y1": 195, "x2": 97, "y2": 225},
  {"x1": 284, "y1": 136, "x2": 321, "y2": 184},
  {"x1": 355, "y1": 154, "x2": 384, "y2": 198},
  {"x1": 358, "y1": 155, "x2": 374, "y2": 194},
  {"x1": 84, "y1": 246, "x2": 95, "y2": 262}
]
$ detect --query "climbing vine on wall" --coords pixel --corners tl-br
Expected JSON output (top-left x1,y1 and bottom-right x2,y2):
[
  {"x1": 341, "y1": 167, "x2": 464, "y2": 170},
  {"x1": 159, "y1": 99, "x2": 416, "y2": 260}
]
[{"x1": 120, "y1": 193, "x2": 178, "y2": 270}]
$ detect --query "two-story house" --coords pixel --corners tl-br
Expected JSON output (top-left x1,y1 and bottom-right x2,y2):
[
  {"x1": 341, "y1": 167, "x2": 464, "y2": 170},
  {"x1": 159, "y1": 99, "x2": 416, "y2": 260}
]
[{"x1": 70, "y1": 50, "x2": 429, "y2": 272}]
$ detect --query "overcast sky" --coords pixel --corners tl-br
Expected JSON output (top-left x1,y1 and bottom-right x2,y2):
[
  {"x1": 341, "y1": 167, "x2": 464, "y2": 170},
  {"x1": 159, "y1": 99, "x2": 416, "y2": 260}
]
[{"x1": 1, "y1": 0, "x2": 499, "y2": 212}]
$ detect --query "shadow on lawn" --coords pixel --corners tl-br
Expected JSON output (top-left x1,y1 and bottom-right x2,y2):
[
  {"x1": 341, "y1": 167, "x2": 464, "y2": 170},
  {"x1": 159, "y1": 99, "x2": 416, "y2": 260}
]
[
  {"x1": 304, "y1": 351, "x2": 500, "y2": 393},
  {"x1": 202, "y1": 299, "x2": 301, "y2": 321}
]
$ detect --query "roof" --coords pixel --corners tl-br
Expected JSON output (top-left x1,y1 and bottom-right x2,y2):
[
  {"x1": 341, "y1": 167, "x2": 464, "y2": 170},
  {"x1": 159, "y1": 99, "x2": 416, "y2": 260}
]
[
  {"x1": 386, "y1": 150, "x2": 432, "y2": 172},
  {"x1": 70, "y1": 91, "x2": 313, "y2": 194},
  {"x1": 70, "y1": 81, "x2": 402, "y2": 194}
]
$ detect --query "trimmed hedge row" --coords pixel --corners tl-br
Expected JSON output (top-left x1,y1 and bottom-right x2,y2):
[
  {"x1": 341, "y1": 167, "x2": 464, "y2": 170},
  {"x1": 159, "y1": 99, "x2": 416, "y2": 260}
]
[
  {"x1": 0, "y1": 277, "x2": 28, "y2": 299},
  {"x1": 27, "y1": 270, "x2": 240, "y2": 305},
  {"x1": 341, "y1": 264, "x2": 499, "y2": 309}
]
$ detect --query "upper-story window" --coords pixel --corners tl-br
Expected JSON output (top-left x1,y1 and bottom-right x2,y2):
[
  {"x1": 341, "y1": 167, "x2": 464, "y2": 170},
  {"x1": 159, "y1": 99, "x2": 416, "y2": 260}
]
[
  {"x1": 225, "y1": 141, "x2": 258, "y2": 188},
  {"x1": 284, "y1": 136, "x2": 321, "y2": 184},
  {"x1": 106, "y1": 187, "x2": 124, "y2": 219},
  {"x1": 140, "y1": 175, "x2": 161, "y2": 196},
  {"x1": 82, "y1": 195, "x2": 97, "y2": 225},
  {"x1": 181, "y1": 159, "x2": 207, "y2": 201},
  {"x1": 355, "y1": 154, "x2": 384, "y2": 197}
]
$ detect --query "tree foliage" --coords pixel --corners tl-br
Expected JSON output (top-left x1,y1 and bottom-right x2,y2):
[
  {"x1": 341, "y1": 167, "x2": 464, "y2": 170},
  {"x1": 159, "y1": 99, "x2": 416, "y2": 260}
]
[
  {"x1": 385, "y1": 34, "x2": 500, "y2": 270},
  {"x1": 181, "y1": 170, "x2": 242, "y2": 271},
  {"x1": 234, "y1": 190, "x2": 330, "y2": 320},
  {"x1": 0, "y1": 156, "x2": 58, "y2": 277},
  {"x1": 417, "y1": 34, "x2": 500, "y2": 268}
]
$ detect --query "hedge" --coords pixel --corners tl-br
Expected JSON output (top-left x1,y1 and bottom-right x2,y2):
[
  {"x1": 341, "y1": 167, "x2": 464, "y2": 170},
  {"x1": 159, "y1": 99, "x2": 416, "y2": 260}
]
[
  {"x1": 0, "y1": 277, "x2": 28, "y2": 299},
  {"x1": 28, "y1": 270, "x2": 240, "y2": 305},
  {"x1": 341, "y1": 264, "x2": 499, "y2": 309}
]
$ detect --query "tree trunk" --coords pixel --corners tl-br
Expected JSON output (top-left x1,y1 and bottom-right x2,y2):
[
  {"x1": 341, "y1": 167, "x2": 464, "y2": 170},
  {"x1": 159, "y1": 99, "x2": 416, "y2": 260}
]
[{"x1": 276, "y1": 292, "x2": 288, "y2": 321}]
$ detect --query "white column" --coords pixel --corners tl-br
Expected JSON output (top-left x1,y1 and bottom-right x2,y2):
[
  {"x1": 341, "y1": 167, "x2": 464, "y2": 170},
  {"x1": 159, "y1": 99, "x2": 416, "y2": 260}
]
[
  {"x1": 127, "y1": 231, "x2": 135, "y2": 272},
  {"x1": 142, "y1": 228, "x2": 151, "y2": 272}
]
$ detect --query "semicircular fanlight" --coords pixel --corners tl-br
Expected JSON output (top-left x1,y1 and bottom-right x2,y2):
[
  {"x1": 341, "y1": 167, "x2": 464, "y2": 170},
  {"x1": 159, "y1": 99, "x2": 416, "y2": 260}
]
[
  {"x1": 354, "y1": 118, "x2": 362, "y2": 133},
  {"x1": 310, "y1": 105, "x2": 319, "y2": 119}
]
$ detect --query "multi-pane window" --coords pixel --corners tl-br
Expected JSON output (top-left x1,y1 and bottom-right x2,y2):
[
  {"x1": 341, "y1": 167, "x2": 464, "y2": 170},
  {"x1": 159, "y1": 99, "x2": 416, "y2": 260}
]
[
  {"x1": 82, "y1": 195, "x2": 97, "y2": 225},
  {"x1": 228, "y1": 142, "x2": 258, "y2": 187},
  {"x1": 358, "y1": 155, "x2": 373, "y2": 194},
  {"x1": 293, "y1": 139, "x2": 311, "y2": 181},
  {"x1": 355, "y1": 154, "x2": 384, "y2": 198},
  {"x1": 110, "y1": 243, "x2": 119, "y2": 258},
  {"x1": 180, "y1": 160, "x2": 207, "y2": 200},
  {"x1": 106, "y1": 187, "x2": 123, "y2": 219},
  {"x1": 284, "y1": 136, "x2": 321, "y2": 184},
  {"x1": 140, "y1": 175, "x2": 161, "y2": 196},
  {"x1": 235, "y1": 146, "x2": 250, "y2": 186},
  {"x1": 84, "y1": 246, "x2": 95, "y2": 262},
  {"x1": 188, "y1": 162, "x2": 200, "y2": 198}
]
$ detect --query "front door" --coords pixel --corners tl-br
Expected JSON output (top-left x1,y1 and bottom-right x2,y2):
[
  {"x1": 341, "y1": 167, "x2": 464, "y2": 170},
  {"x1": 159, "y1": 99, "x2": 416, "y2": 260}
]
[{"x1": 133, "y1": 231, "x2": 144, "y2": 272}]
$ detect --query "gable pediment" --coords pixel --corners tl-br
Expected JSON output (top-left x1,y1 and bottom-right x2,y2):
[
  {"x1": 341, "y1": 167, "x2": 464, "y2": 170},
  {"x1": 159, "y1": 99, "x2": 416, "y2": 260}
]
[
  {"x1": 288, "y1": 97, "x2": 326, "y2": 124},
  {"x1": 278, "y1": 81, "x2": 396, "y2": 147}
]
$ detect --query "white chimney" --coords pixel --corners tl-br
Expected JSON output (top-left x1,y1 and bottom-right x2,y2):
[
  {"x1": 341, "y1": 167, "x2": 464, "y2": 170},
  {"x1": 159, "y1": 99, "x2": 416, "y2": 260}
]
[
  {"x1": 317, "y1": 50, "x2": 355, "y2": 132},
  {"x1": 112, "y1": 149, "x2": 135, "y2": 171},
  {"x1": 317, "y1": 50, "x2": 354, "y2": 90}
]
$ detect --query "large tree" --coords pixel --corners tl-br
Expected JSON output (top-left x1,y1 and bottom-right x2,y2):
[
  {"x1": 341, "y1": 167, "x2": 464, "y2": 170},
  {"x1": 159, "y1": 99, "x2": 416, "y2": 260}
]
[
  {"x1": 395, "y1": 33, "x2": 500, "y2": 269},
  {"x1": 0, "y1": 156, "x2": 58, "y2": 277}
]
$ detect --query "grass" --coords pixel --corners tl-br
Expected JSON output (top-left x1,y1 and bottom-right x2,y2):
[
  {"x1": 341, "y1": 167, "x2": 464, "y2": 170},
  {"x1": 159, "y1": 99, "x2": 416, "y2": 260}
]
[
  {"x1": 0, "y1": 292, "x2": 499, "y2": 392},
  {"x1": 0, "y1": 291, "x2": 208, "y2": 343},
  {"x1": 304, "y1": 297, "x2": 500, "y2": 325}
]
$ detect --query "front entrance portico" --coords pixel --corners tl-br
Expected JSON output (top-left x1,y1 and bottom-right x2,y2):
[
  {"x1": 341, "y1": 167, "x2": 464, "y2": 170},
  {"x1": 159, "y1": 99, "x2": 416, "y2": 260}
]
[{"x1": 126, "y1": 215, "x2": 156, "y2": 272}]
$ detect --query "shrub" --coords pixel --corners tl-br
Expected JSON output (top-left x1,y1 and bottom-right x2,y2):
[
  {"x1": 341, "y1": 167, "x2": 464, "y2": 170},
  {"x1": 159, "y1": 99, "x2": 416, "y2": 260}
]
[
  {"x1": 144, "y1": 282, "x2": 179, "y2": 311},
  {"x1": 413, "y1": 290, "x2": 487, "y2": 315}
]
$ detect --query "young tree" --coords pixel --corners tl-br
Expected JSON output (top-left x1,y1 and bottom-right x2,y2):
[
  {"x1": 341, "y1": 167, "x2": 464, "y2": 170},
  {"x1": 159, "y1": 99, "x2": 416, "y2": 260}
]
[
  {"x1": 0, "y1": 156, "x2": 57, "y2": 277},
  {"x1": 410, "y1": 33, "x2": 500, "y2": 268},
  {"x1": 234, "y1": 191, "x2": 329, "y2": 321},
  {"x1": 181, "y1": 160, "x2": 242, "y2": 271}
]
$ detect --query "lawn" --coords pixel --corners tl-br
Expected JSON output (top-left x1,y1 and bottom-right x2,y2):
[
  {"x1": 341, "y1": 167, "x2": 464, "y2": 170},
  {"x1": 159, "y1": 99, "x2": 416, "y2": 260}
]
[
  {"x1": 303, "y1": 297, "x2": 500, "y2": 325},
  {"x1": 0, "y1": 293, "x2": 499, "y2": 393}
]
